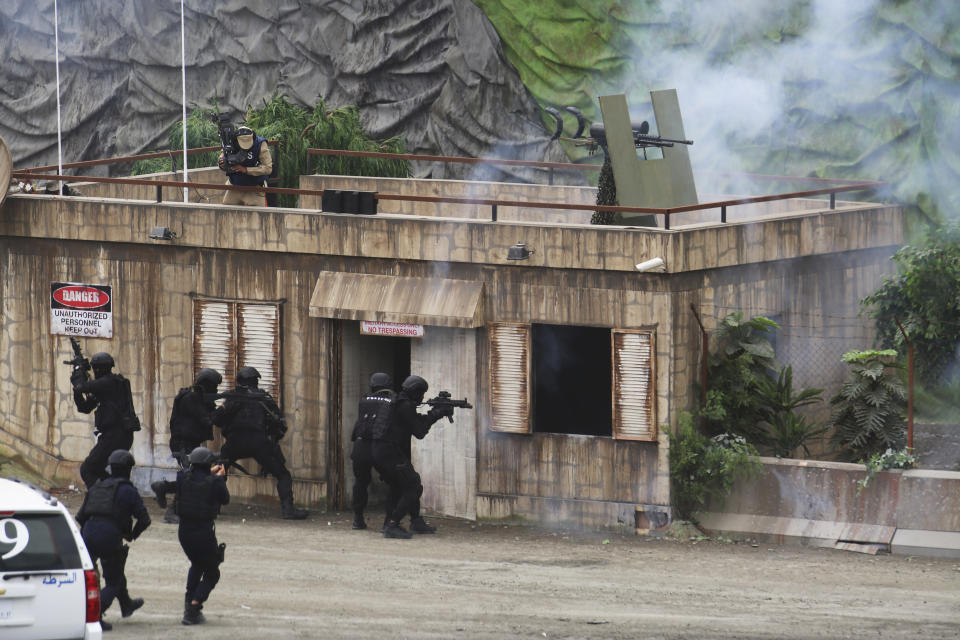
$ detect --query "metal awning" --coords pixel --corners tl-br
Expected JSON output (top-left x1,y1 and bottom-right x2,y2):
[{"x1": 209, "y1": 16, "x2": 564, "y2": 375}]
[{"x1": 308, "y1": 271, "x2": 484, "y2": 328}]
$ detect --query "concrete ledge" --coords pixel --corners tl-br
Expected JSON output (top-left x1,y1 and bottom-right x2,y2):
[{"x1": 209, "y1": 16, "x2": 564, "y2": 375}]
[
  {"x1": 703, "y1": 457, "x2": 960, "y2": 556},
  {"x1": 699, "y1": 512, "x2": 895, "y2": 547},
  {"x1": 891, "y1": 529, "x2": 960, "y2": 558}
]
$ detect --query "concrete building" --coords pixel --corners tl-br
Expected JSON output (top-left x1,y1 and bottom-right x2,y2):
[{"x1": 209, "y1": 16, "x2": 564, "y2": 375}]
[{"x1": 0, "y1": 164, "x2": 902, "y2": 530}]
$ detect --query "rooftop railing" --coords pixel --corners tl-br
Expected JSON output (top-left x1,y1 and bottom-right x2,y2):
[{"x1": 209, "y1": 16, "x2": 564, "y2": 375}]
[{"x1": 11, "y1": 147, "x2": 885, "y2": 230}]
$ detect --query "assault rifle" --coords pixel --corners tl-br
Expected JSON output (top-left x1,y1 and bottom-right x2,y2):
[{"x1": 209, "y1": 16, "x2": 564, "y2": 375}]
[
  {"x1": 63, "y1": 337, "x2": 90, "y2": 387},
  {"x1": 424, "y1": 391, "x2": 473, "y2": 423}
]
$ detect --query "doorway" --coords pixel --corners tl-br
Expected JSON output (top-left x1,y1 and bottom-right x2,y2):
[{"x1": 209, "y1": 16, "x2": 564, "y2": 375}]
[{"x1": 339, "y1": 321, "x2": 410, "y2": 509}]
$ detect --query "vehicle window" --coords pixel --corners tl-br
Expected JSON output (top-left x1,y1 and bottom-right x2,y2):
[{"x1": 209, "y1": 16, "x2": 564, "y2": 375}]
[{"x1": 0, "y1": 513, "x2": 82, "y2": 571}]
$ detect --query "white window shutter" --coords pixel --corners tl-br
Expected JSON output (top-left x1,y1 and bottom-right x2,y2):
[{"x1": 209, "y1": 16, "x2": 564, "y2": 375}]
[
  {"x1": 613, "y1": 330, "x2": 656, "y2": 441},
  {"x1": 489, "y1": 323, "x2": 531, "y2": 434},
  {"x1": 237, "y1": 303, "x2": 282, "y2": 402}
]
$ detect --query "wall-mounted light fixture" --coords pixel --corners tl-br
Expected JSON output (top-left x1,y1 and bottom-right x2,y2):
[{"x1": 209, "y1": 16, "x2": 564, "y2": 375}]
[
  {"x1": 635, "y1": 257, "x2": 665, "y2": 272},
  {"x1": 507, "y1": 243, "x2": 534, "y2": 260},
  {"x1": 148, "y1": 226, "x2": 176, "y2": 241}
]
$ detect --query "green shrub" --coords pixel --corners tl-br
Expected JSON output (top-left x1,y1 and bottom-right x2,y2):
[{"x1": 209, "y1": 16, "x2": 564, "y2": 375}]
[
  {"x1": 132, "y1": 94, "x2": 410, "y2": 208},
  {"x1": 829, "y1": 349, "x2": 906, "y2": 461},
  {"x1": 754, "y1": 365, "x2": 828, "y2": 458},
  {"x1": 857, "y1": 447, "x2": 917, "y2": 491},
  {"x1": 668, "y1": 412, "x2": 761, "y2": 522}
]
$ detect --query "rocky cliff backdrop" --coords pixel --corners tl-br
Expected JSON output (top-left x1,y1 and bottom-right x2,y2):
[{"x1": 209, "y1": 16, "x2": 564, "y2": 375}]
[{"x1": 0, "y1": 0, "x2": 569, "y2": 181}]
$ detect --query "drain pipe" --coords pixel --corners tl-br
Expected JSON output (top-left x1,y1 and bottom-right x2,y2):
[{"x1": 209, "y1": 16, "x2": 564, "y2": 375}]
[{"x1": 894, "y1": 316, "x2": 914, "y2": 450}]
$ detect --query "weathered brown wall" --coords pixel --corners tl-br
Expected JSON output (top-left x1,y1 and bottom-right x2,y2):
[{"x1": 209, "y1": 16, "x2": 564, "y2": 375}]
[{"x1": 0, "y1": 190, "x2": 902, "y2": 522}]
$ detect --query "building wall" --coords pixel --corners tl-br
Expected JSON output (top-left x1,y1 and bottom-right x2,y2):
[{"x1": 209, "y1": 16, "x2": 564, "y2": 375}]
[{"x1": 0, "y1": 191, "x2": 903, "y2": 524}]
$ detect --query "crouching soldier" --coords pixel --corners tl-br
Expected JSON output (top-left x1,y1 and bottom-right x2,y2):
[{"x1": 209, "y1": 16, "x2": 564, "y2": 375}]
[
  {"x1": 165, "y1": 368, "x2": 223, "y2": 523},
  {"x1": 152, "y1": 446, "x2": 229, "y2": 625},
  {"x1": 76, "y1": 449, "x2": 150, "y2": 631}
]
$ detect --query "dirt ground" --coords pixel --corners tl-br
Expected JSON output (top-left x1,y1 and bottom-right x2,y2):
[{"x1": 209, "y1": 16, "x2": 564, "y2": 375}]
[{"x1": 53, "y1": 490, "x2": 959, "y2": 640}]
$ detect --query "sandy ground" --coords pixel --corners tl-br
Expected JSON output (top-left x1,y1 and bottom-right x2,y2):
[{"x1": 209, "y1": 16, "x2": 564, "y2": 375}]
[{"x1": 52, "y1": 490, "x2": 959, "y2": 640}]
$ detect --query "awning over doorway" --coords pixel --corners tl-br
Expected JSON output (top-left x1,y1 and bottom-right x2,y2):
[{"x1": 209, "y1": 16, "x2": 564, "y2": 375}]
[{"x1": 308, "y1": 271, "x2": 484, "y2": 328}]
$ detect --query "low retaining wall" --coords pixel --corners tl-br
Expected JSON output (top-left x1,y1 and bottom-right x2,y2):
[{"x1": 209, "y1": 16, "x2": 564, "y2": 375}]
[{"x1": 699, "y1": 457, "x2": 960, "y2": 557}]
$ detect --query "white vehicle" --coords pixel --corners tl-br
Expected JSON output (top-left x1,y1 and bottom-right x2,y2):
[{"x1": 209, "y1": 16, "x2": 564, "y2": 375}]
[{"x1": 0, "y1": 477, "x2": 102, "y2": 640}]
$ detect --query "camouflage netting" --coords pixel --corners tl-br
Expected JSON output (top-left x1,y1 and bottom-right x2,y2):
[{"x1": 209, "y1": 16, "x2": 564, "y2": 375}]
[
  {"x1": 475, "y1": 0, "x2": 960, "y2": 224},
  {"x1": 0, "y1": 0, "x2": 576, "y2": 183}
]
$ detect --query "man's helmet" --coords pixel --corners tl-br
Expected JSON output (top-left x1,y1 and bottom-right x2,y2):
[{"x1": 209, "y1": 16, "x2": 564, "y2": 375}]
[
  {"x1": 195, "y1": 368, "x2": 222, "y2": 390},
  {"x1": 369, "y1": 372, "x2": 392, "y2": 391},
  {"x1": 90, "y1": 352, "x2": 115, "y2": 369},
  {"x1": 236, "y1": 125, "x2": 255, "y2": 150},
  {"x1": 187, "y1": 446, "x2": 216, "y2": 466},
  {"x1": 401, "y1": 375, "x2": 428, "y2": 401},
  {"x1": 107, "y1": 449, "x2": 134, "y2": 469},
  {"x1": 237, "y1": 366, "x2": 261, "y2": 388}
]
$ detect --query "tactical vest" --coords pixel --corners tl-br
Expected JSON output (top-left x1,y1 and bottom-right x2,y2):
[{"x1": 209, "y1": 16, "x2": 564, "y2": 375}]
[
  {"x1": 176, "y1": 471, "x2": 221, "y2": 521},
  {"x1": 228, "y1": 137, "x2": 268, "y2": 187},
  {"x1": 354, "y1": 391, "x2": 395, "y2": 441},
  {"x1": 84, "y1": 478, "x2": 131, "y2": 532}
]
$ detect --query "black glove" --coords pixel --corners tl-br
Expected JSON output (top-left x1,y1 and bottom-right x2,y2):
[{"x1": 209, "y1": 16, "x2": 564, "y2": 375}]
[
  {"x1": 428, "y1": 405, "x2": 454, "y2": 421},
  {"x1": 70, "y1": 368, "x2": 87, "y2": 389}
]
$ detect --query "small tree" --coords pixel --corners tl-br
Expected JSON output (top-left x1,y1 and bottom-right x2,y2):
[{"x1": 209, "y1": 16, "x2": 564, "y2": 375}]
[
  {"x1": 829, "y1": 349, "x2": 907, "y2": 461},
  {"x1": 862, "y1": 223, "x2": 960, "y2": 384},
  {"x1": 591, "y1": 155, "x2": 621, "y2": 225}
]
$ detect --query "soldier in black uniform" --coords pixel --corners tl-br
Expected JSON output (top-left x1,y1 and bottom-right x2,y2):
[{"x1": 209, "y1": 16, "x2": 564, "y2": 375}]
[
  {"x1": 73, "y1": 352, "x2": 139, "y2": 488},
  {"x1": 212, "y1": 366, "x2": 308, "y2": 519},
  {"x1": 164, "y1": 368, "x2": 223, "y2": 523},
  {"x1": 152, "y1": 446, "x2": 230, "y2": 626},
  {"x1": 76, "y1": 449, "x2": 150, "y2": 631},
  {"x1": 350, "y1": 372, "x2": 395, "y2": 530},
  {"x1": 373, "y1": 375, "x2": 451, "y2": 539}
]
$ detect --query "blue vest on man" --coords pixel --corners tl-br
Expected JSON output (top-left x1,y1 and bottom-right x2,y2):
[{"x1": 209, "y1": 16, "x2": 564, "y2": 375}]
[{"x1": 228, "y1": 136, "x2": 268, "y2": 187}]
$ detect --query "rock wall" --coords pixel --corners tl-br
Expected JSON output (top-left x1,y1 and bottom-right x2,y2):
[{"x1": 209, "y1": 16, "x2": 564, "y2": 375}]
[{"x1": 0, "y1": 0, "x2": 571, "y2": 182}]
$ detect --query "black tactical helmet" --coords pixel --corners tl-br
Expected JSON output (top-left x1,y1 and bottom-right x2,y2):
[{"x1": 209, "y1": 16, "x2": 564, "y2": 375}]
[
  {"x1": 90, "y1": 352, "x2": 115, "y2": 369},
  {"x1": 107, "y1": 449, "x2": 134, "y2": 468},
  {"x1": 401, "y1": 375, "x2": 428, "y2": 399},
  {"x1": 195, "y1": 368, "x2": 223, "y2": 388},
  {"x1": 369, "y1": 372, "x2": 392, "y2": 391},
  {"x1": 236, "y1": 366, "x2": 260, "y2": 387},
  {"x1": 187, "y1": 446, "x2": 216, "y2": 466}
]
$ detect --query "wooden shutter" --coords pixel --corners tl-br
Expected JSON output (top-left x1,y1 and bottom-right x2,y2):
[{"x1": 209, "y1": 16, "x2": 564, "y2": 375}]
[
  {"x1": 193, "y1": 300, "x2": 236, "y2": 392},
  {"x1": 612, "y1": 329, "x2": 656, "y2": 441},
  {"x1": 489, "y1": 323, "x2": 531, "y2": 434},
  {"x1": 237, "y1": 303, "x2": 282, "y2": 402}
]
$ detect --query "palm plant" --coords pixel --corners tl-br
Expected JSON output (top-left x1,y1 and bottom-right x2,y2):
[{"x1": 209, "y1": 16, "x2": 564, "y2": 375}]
[
  {"x1": 755, "y1": 366, "x2": 827, "y2": 457},
  {"x1": 829, "y1": 349, "x2": 906, "y2": 461}
]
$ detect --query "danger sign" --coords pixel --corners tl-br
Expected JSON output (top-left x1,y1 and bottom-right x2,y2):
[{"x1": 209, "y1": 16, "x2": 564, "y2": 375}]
[{"x1": 50, "y1": 282, "x2": 113, "y2": 338}]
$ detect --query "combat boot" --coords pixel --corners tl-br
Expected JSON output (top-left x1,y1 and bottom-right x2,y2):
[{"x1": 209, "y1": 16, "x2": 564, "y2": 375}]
[
  {"x1": 163, "y1": 502, "x2": 179, "y2": 524},
  {"x1": 99, "y1": 616, "x2": 112, "y2": 631},
  {"x1": 352, "y1": 513, "x2": 367, "y2": 530},
  {"x1": 119, "y1": 596, "x2": 144, "y2": 618},
  {"x1": 181, "y1": 603, "x2": 206, "y2": 625},
  {"x1": 281, "y1": 499, "x2": 308, "y2": 520},
  {"x1": 383, "y1": 520, "x2": 413, "y2": 539},
  {"x1": 150, "y1": 481, "x2": 167, "y2": 508},
  {"x1": 410, "y1": 516, "x2": 436, "y2": 534}
]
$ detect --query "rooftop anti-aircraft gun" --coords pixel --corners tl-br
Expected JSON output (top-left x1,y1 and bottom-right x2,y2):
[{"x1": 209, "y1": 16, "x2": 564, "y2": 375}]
[{"x1": 544, "y1": 105, "x2": 693, "y2": 156}]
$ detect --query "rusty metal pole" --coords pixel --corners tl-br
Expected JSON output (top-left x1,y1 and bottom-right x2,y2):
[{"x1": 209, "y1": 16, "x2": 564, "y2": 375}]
[
  {"x1": 894, "y1": 316, "x2": 914, "y2": 449},
  {"x1": 690, "y1": 303, "x2": 708, "y2": 432}
]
